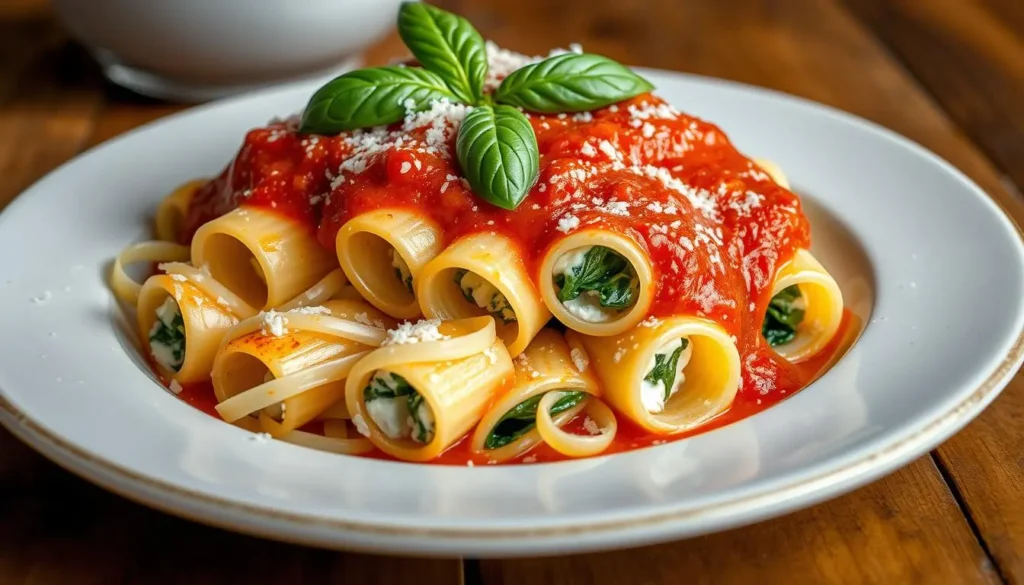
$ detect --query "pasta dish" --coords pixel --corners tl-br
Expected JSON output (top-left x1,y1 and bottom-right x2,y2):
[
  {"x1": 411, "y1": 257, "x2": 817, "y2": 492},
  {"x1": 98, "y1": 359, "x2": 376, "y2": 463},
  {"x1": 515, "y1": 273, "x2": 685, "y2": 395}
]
[{"x1": 110, "y1": 2, "x2": 849, "y2": 465}]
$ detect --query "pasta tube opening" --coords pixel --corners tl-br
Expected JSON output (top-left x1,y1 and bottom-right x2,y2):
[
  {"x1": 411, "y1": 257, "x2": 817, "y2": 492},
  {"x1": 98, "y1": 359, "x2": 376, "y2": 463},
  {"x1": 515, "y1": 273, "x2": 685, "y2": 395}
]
[
  {"x1": 211, "y1": 299, "x2": 392, "y2": 441},
  {"x1": 575, "y1": 317, "x2": 740, "y2": 434},
  {"x1": 762, "y1": 249, "x2": 843, "y2": 363},
  {"x1": 192, "y1": 206, "x2": 337, "y2": 310},
  {"x1": 335, "y1": 209, "x2": 442, "y2": 320},
  {"x1": 417, "y1": 233, "x2": 550, "y2": 356},
  {"x1": 137, "y1": 274, "x2": 237, "y2": 383},
  {"x1": 148, "y1": 297, "x2": 186, "y2": 373},
  {"x1": 363, "y1": 371, "x2": 436, "y2": 444},
  {"x1": 540, "y1": 229, "x2": 653, "y2": 337},
  {"x1": 199, "y1": 233, "x2": 269, "y2": 309},
  {"x1": 345, "y1": 317, "x2": 514, "y2": 462},
  {"x1": 470, "y1": 330, "x2": 613, "y2": 462}
]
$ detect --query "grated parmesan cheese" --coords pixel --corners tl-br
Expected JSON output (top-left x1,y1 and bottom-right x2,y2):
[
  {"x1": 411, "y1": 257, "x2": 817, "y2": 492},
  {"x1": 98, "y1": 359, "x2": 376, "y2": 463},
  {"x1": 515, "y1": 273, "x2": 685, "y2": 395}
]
[
  {"x1": 259, "y1": 310, "x2": 288, "y2": 337},
  {"x1": 383, "y1": 319, "x2": 449, "y2": 346},
  {"x1": 556, "y1": 214, "x2": 581, "y2": 233}
]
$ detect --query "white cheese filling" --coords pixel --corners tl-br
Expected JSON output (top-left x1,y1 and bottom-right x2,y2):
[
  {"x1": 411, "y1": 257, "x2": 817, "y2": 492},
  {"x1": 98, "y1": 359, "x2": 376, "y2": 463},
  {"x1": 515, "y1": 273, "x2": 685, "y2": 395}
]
[
  {"x1": 457, "y1": 269, "x2": 516, "y2": 322},
  {"x1": 639, "y1": 338, "x2": 694, "y2": 413},
  {"x1": 364, "y1": 371, "x2": 435, "y2": 443},
  {"x1": 149, "y1": 297, "x2": 185, "y2": 371},
  {"x1": 552, "y1": 246, "x2": 617, "y2": 323},
  {"x1": 389, "y1": 248, "x2": 414, "y2": 293},
  {"x1": 562, "y1": 292, "x2": 613, "y2": 323}
]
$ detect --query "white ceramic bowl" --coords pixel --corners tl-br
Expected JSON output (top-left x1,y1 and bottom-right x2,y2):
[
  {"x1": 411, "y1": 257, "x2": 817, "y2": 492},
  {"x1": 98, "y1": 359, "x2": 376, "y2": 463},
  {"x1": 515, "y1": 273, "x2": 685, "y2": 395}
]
[{"x1": 52, "y1": 0, "x2": 404, "y2": 102}]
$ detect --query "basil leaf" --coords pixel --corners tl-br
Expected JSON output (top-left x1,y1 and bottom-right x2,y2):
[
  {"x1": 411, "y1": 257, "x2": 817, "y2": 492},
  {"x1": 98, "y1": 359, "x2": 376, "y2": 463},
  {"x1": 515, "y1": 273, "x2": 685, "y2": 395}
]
[
  {"x1": 643, "y1": 339, "x2": 689, "y2": 400},
  {"x1": 555, "y1": 246, "x2": 636, "y2": 310},
  {"x1": 456, "y1": 105, "x2": 539, "y2": 210},
  {"x1": 397, "y1": 2, "x2": 488, "y2": 104},
  {"x1": 300, "y1": 66, "x2": 456, "y2": 134},
  {"x1": 484, "y1": 391, "x2": 587, "y2": 450},
  {"x1": 494, "y1": 53, "x2": 654, "y2": 113},
  {"x1": 762, "y1": 285, "x2": 805, "y2": 346}
]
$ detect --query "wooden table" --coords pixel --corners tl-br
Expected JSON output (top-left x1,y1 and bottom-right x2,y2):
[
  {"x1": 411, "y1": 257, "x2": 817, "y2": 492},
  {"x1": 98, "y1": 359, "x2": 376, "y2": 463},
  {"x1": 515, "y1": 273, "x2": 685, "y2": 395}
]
[{"x1": 1, "y1": 0, "x2": 1022, "y2": 582}]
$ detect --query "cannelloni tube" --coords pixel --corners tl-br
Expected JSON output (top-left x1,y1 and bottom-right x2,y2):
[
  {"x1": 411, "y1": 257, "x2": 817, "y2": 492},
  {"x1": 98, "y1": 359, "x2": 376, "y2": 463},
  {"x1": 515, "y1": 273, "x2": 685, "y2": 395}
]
[
  {"x1": 416, "y1": 232, "x2": 550, "y2": 356},
  {"x1": 573, "y1": 316, "x2": 740, "y2": 434},
  {"x1": 539, "y1": 228, "x2": 654, "y2": 337},
  {"x1": 155, "y1": 179, "x2": 206, "y2": 242},
  {"x1": 335, "y1": 209, "x2": 443, "y2": 320},
  {"x1": 211, "y1": 299, "x2": 394, "y2": 453},
  {"x1": 191, "y1": 206, "x2": 337, "y2": 310},
  {"x1": 470, "y1": 329, "x2": 614, "y2": 462},
  {"x1": 345, "y1": 317, "x2": 513, "y2": 462},
  {"x1": 752, "y1": 158, "x2": 790, "y2": 189},
  {"x1": 137, "y1": 274, "x2": 238, "y2": 384},
  {"x1": 762, "y1": 249, "x2": 843, "y2": 363}
]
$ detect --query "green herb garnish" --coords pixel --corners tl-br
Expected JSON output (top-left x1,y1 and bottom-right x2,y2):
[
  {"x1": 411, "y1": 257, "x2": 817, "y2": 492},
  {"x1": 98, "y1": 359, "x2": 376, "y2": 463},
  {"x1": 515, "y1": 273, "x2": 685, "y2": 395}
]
[
  {"x1": 397, "y1": 2, "x2": 488, "y2": 104},
  {"x1": 456, "y1": 105, "x2": 539, "y2": 210},
  {"x1": 300, "y1": 67, "x2": 456, "y2": 134},
  {"x1": 762, "y1": 285, "x2": 805, "y2": 346},
  {"x1": 484, "y1": 391, "x2": 586, "y2": 450},
  {"x1": 494, "y1": 53, "x2": 653, "y2": 113},
  {"x1": 554, "y1": 246, "x2": 638, "y2": 310},
  {"x1": 299, "y1": 2, "x2": 654, "y2": 211},
  {"x1": 643, "y1": 338, "x2": 689, "y2": 400}
]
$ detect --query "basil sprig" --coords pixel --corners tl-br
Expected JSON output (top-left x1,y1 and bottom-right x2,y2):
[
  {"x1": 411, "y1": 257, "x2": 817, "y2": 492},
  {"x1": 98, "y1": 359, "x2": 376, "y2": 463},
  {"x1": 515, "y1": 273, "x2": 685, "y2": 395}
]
[
  {"x1": 762, "y1": 285, "x2": 805, "y2": 346},
  {"x1": 301, "y1": 67, "x2": 456, "y2": 133},
  {"x1": 457, "y1": 105, "x2": 539, "y2": 210},
  {"x1": 554, "y1": 246, "x2": 638, "y2": 310},
  {"x1": 494, "y1": 53, "x2": 653, "y2": 113},
  {"x1": 398, "y1": 2, "x2": 487, "y2": 104},
  {"x1": 485, "y1": 391, "x2": 586, "y2": 450},
  {"x1": 299, "y1": 2, "x2": 655, "y2": 211}
]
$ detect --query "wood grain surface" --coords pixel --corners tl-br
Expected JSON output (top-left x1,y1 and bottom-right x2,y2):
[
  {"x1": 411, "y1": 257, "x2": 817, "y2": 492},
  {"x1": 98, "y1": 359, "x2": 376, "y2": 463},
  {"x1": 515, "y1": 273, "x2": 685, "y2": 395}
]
[{"x1": 0, "y1": 0, "x2": 1022, "y2": 583}]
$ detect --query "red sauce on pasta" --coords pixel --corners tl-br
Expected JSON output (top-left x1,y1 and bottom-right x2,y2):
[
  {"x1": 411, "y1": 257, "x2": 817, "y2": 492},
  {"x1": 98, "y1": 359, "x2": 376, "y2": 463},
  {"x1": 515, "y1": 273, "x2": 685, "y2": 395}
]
[{"x1": 181, "y1": 92, "x2": 846, "y2": 465}]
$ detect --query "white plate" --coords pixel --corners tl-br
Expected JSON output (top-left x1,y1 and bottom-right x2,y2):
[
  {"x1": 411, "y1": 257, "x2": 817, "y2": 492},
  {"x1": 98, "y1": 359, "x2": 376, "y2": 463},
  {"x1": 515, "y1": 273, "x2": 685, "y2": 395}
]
[{"x1": 1, "y1": 70, "x2": 1022, "y2": 557}]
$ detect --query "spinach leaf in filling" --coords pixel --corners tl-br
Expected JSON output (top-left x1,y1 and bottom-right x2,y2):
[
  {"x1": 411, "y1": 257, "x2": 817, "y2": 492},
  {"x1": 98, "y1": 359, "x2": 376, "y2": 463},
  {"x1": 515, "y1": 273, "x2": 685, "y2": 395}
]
[
  {"x1": 484, "y1": 391, "x2": 586, "y2": 450},
  {"x1": 762, "y1": 285, "x2": 805, "y2": 346}
]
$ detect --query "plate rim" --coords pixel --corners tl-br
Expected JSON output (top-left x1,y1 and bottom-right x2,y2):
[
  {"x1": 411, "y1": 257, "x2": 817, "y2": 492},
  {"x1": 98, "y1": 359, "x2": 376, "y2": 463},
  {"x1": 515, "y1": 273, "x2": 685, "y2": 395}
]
[{"x1": 2, "y1": 68, "x2": 1023, "y2": 552}]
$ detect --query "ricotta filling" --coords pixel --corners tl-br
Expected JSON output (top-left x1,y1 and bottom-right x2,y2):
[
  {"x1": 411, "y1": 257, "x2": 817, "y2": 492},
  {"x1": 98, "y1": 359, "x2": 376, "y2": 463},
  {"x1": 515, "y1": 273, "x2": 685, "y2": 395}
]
[
  {"x1": 389, "y1": 248, "x2": 414, "y2": 293},
  {"x1": 639, "y1": 338, "x2": 693, "y2": 413},
  {"x1": 552, "y1": 246, "x2": 615, "y2": 322},
  {"x1": 149, "y1": 297, "x2": 185, "y2": 372},
  {"x1": 454, "y1": 269, "x2": 517, "y2": 323},
  {"x1": 363, "y1": 371, "x2": 435, "y2": 443}
]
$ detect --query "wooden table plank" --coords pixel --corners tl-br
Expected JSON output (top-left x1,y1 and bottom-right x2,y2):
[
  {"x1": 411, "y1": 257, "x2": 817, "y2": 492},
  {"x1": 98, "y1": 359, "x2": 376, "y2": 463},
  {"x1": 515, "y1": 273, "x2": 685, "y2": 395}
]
[
  {"x1": 0, "y1": 14, "x2": 102, "y2": 211},
  {"x1": 0, "y1": 428, "x2": 463, "y2": 585},
  {"x1": 843, "y1": 0, "x2": 1024, "y2": 190},
  {"x1": 480, "y1": 458, "x2": 999, "y2": 585}
]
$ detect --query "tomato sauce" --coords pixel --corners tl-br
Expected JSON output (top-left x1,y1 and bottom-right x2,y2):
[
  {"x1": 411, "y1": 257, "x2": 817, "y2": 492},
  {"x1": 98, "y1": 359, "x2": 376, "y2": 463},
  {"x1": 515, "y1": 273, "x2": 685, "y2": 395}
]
[{"x1": 180, "y1": 92, "x2": 847, "y2": 465}]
